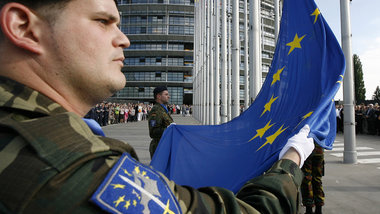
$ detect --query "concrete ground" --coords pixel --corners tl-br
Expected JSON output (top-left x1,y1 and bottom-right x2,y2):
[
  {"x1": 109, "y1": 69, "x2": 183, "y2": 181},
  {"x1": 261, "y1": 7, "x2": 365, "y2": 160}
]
[{"x1": 103, "y1": 115, "x2": 380, "y2": 214}]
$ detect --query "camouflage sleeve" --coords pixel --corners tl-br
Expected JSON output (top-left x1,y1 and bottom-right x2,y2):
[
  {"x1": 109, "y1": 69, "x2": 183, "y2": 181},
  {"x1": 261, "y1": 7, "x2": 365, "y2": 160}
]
[{"x1": 162, "y1": 159, "x2": 303, "y2": 214}]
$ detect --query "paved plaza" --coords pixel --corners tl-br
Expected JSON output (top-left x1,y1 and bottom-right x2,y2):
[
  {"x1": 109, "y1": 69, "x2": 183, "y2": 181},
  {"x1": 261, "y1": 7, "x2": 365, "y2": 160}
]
[{"x1": 103, "y1": 115, "x2": 380, "y2": 214}]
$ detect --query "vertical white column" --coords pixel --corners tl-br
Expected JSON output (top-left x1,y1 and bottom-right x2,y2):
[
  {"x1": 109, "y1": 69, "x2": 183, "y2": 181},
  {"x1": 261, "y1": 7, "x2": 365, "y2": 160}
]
[
  {"x1": 340, "y1": 0, "x2": 357, "y2": 164},
  {"x1": 274, "y1": 0, "x2": 280, "y2": 42},
  {"x1": 231, "y1": 0, "x2": 240, "y2": 118},
  {"x1": 249, "y1": 0, "x2": 262, "y2": 103},
  {"x1": 214, "y1": 0, "x2": 221, "y2": 124},
  {"x1": 202, "y1": 1, "x2": 207, "y2": 124},
  {"x1": 220, "y1": 0, "x2": 228, "y2": 123},
  {"x1": 209, "y1": 0, "x2": 215, "y2": 125},
  {"x1": 244, "y1": 0, "x2": 249, "y2": 110},
  {"x1": 205, "y1": 0, "x2": 210, "y2": 124},
  {"x1": 227, "y1": 0, "x2": 232, "y2": 121}
]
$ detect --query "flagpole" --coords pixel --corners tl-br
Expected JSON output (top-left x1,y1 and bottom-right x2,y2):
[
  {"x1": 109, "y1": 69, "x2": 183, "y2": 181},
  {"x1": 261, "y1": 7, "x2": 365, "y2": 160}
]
[
  {"x1": 340, "y1": 0, "x2": 357, "y2": 164},
  {"x1": 194, "y1": 1, "x2": 199, "y2": 121},
  {"x1": 221, "y1": 0, "x2": 228, "y2": 123},
  {"x1": 231, "y1": 0, "x2": 240, "y2": 118},
  {"x1": 274, "y1": 0, "x2": 280, "y2": 42},
  {"x1": 244, "y1": 0, "x2": 249, "y2": 110},
  {"x1": 227, "y1": 0, "x2": 232, "y2": 121},
  {"x1": 206, "y1": 0, "x2": 210, "y2": 125},
  {"x1": 214, "y1": 0, "x2": 221, "y2": 124},
  {"x1": 202, "y1": 1, "x2": 207, "y2": 124},
  {"x1": 249, "y1": 0, "x2": 262, "y2": 103},
  {"x1": 209, "y1": 0, "x2": 215, "y2": 125}
]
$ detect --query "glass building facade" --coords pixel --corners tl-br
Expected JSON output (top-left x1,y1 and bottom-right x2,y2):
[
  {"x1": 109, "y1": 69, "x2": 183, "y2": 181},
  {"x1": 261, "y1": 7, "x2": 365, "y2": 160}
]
[
  {"x1": 114, "y1": 0, "x2": 195, "y2": 105},
  {"x1": 114, "y1": 0, "x2": 277, "y2": 105}
]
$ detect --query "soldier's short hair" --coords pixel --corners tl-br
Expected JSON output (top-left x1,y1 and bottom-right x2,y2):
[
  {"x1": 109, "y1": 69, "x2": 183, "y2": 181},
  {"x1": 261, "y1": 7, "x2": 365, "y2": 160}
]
[{"x1": 0, "y1": 0, "x2": 118, "y2": 40}]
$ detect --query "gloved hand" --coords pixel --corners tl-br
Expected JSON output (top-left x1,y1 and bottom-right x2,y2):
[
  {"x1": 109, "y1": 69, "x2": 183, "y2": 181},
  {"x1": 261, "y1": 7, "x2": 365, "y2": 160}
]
[
  {"x1": 168, "y1": 122, "x2": 176, "y2": 127},
  {"x1": 278, "y1": 125, "x2": 314, "y2": 168}
]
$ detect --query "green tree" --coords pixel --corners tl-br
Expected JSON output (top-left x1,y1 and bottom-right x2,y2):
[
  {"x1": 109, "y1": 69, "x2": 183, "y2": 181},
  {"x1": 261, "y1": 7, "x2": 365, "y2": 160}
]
[
  {"x1": 353, "y1": 54, "x2": 366, "y2": 103},
  {"x1": 373, "y1": 86, "x2": 380, "y2": 103}
]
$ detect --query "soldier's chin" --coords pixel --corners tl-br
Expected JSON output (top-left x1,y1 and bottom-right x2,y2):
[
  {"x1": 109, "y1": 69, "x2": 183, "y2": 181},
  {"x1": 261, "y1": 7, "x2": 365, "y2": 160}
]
[{"x1": 113, "y1": 77, "x2": 126, "y2": 92}]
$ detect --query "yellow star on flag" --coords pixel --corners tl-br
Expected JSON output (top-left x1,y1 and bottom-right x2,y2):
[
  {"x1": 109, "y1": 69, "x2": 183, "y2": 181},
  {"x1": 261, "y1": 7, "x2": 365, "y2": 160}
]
[
  {"x1": 271, "y1": 66, "x2": 285, "y2": 86},
  {"x1": 133, "y1": 200, "x2": 137, "y2": 207},
  {"x1": 113, "y1": 195, "x2": 125, "y2": 207},
  {"x1": 249, "y1": 120, "x2": 275, "y2": 142},
  {"x1": 286, "y1": 33, "x2": 306, "y2": 55},
  {"x1": 294, "y1": 111, "x2": 314, "y2": 130},
  {"x1": 261, "y1": 95, "x2": 278, "y2": 117},
  {"x1": 337, "y1": 74, "x2": 344, "y2": 85},
  {"x1": 311, "y1": 8, "x2": 321, "y2": 24},
  {"x1": 257, "y1": 125, "x2": 288, "y2": 151},
  {"x1": 303, "y1": 111, "x2": 313, "y2": 120}
]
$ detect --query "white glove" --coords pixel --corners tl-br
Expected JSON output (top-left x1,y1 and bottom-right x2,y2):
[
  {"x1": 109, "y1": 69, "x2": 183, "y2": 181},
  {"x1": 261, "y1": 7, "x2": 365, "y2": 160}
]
[
  {"x1": 167, "y1": 122, "x2": 176, "y2": 127},
  {"x1": 278, "y1": 125, "x2": 314, "y2": 168}
]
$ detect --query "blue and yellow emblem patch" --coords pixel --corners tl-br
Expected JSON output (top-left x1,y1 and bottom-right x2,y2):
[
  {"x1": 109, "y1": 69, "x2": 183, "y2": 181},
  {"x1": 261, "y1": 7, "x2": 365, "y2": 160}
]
[
  {"x1": 91, "y1": 153, "x2": 181, "y2": 214},
  {"x1": 150, "y1": 120, "x2": 157, "y2": 127}
]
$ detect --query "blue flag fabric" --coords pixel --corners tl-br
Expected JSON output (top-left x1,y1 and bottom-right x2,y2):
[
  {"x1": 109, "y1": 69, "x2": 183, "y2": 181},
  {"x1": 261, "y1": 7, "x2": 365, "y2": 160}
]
[{"x1": 151, "y1": 0, "x2": 345, "y2": 193}]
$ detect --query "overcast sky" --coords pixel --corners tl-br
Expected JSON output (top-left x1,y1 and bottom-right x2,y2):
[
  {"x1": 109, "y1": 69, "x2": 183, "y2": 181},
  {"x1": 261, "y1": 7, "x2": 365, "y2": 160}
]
[{"x1": 315, "y1": 0, "x2": 380, "y2": 101}]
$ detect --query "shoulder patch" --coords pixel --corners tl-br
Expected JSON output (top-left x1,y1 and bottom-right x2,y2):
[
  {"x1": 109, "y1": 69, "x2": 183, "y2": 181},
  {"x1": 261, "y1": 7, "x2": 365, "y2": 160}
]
[
  {"x1": 91, "y1": 153, "x2": 181, "y2": 214},
  {"x1": 150, "y1": 120, "x2": 156, "y2": 127}
]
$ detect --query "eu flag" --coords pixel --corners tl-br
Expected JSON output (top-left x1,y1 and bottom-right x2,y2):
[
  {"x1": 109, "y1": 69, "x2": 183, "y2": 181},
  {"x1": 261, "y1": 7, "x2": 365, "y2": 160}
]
[{"x1": 151, "y1": 0, "x2": 345, "y2": 193}]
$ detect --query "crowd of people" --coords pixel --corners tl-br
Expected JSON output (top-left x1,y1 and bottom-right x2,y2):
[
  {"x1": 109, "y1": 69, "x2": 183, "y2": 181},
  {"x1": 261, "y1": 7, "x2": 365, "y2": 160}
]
[
  {"x1": 336, "y1": 103, "x2": 380, "y2": 135},
  {"x1": 84, "y1": 102, "x2": 193, "y2": 126}
]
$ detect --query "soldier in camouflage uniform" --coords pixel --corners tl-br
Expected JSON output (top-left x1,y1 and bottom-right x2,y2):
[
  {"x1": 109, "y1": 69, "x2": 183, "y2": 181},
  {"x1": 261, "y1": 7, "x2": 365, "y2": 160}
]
[
  {"x1": 301, "y1": 142, "x2": 325, "y2": 214},
  {"x1": 148, "y1": 86, "x2": 174, "y2": 158},
  {"x1": 0, "y1": 0, "x2": 315, "y2": 213}
]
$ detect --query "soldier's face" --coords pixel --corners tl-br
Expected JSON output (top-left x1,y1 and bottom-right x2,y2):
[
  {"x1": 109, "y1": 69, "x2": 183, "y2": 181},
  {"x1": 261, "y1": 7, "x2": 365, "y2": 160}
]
[
  {"x1": 158, "y1": 91, "x2": 170, "y2": 104},
  {"x1": 42, "y1": 0, "x2": 130, "y2": 105}
]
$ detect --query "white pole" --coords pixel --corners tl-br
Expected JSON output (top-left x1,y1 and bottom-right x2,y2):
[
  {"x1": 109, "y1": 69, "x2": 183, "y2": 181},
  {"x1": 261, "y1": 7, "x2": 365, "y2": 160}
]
[
  {"x1": 221, "y1": 0, "x2": 228, "y2": 123},
  {"x1": 340, "y1": 0, "x2": 357, "y2": 164},
  {"x1": 194, "y1": 2, "x2": 198, "y2": 119},
  {"x1": 227, "y1": 0, "x2": 232, "y2": 121},
  {"x1": 202, "y1": 2, "x2": 207, "y2": 124},
  {"x1": 244, "y1": 0, "x2": 249, "y2": 110},
  {"x1": 209, "y1": 0, "x2": 215, "y2": 125},
  {"x1": 249, "y1": 0, "x2": 262, "y2": 103},
  {"x1": 205, "y1": 0, "x2": 210, "y2": 125},
  {"x1": 231, "y1": 0, "x2": 240, "y2": 118},
  {"x1": 274, "y1": 0, "x2": 280, "y2": 42},
  {"x1": 214, "y1": 0, "x2": 221, "y2": 124},
  {"x1": 194, "y1": 1, "x2": 199, "y2": 120}
]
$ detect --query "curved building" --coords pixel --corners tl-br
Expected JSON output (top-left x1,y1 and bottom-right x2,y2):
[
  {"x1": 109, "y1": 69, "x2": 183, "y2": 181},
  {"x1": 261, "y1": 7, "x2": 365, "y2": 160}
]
[{"x1": 115, "y1": 0, "x2": 195, "y2": 105}]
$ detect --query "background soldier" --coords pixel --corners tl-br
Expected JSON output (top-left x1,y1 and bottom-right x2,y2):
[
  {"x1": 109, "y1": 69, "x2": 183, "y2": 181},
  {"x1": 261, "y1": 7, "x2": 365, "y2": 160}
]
[
  {"x1": 301, "y1": 142, "x2": 325, "y2": 214},
  {"x1": 148, "y1": 86, "x2": 174, "y2": 158}
]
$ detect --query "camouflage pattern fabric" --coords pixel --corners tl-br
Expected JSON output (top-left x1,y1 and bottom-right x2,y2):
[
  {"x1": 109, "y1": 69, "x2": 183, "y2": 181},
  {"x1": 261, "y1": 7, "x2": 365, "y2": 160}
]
[
  {"x1": 0, "y1": 77, "x2": 138, "y2": 214},
  {"x1": 148, "y1": 103, "x2": 173, "y2": 158},
  {"x1": 301, "y1": 143, "x2": 325, "y2": 207},
  {"x1": 0, "y1": 76, "x2": 304, "y2": 213}
]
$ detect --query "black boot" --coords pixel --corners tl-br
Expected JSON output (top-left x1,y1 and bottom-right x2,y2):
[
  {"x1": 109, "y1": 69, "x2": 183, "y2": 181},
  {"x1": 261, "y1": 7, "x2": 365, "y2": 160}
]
[
  {"x1": 305, "y1": 206, "x2": 313, "y2": 214},
  {"x1": 315, "y1": 205, "x2": 322, "y2": 214}
]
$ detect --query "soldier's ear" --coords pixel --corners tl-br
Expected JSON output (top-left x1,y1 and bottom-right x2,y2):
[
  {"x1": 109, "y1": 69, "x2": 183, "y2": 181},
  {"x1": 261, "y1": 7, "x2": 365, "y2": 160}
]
[{"x1": 0, "y1": 3, "x2": 44, "y2": 54}]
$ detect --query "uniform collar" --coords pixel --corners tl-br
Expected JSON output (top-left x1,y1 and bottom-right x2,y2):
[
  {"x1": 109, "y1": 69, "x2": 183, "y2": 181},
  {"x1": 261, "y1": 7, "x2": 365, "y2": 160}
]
[
  {"x1": 0, "y1": 76, "x2": 67, "y2": 116},
  {"x1": 160, "y1": 103, "x2": 169, "y2": 113}
]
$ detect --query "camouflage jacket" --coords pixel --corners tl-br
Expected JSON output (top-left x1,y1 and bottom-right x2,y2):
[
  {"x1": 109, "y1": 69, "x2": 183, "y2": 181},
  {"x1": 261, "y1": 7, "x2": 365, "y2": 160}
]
[
  {"x1": 148, "y1": 103, "x2": 173, "y2": 141},
  {"x1": 0, "y1": 76, "x2": 303, "y2": 214}
]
